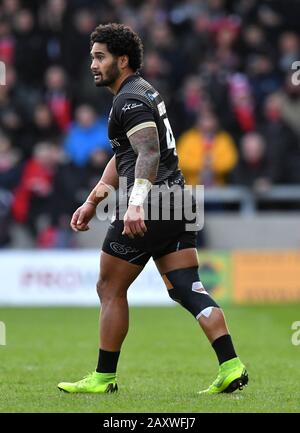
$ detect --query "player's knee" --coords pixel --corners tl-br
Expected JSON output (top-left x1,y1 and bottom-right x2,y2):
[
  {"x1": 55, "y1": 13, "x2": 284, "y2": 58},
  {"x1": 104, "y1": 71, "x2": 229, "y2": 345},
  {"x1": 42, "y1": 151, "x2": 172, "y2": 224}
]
[
  {"x1": 96, "y1": 277, "x2": 110, "y2": 301},
  {"x1": 165, "y1": 266, "x2": 219, "y2": 320},
  {"x1": 96, "y1": 277, "x2": 127, "y2": 302}
]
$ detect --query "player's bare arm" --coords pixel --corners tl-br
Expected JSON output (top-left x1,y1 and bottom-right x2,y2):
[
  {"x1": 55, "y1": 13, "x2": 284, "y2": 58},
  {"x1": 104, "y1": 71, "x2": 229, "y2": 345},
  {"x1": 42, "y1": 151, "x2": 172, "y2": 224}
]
[
  {"x1": 130, "y1": 126, "x2": 160, "y2": 182},
  {"x1": 122, "y1": 125, "x2": 160, "y2": 239},
  {"x1": 71, "y1": 155, "x2": 118, "y2": 232}
]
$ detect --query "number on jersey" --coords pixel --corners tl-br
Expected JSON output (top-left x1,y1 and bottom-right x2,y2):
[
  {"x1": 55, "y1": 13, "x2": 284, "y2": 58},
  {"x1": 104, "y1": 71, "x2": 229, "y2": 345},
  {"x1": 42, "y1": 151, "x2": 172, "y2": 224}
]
[{"x1": 157, "y1": 101, "x2": 177, "y2": 155}]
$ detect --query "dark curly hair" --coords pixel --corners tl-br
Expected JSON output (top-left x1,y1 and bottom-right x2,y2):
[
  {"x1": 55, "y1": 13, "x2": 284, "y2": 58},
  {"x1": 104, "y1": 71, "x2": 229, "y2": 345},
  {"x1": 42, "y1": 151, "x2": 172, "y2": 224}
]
[{"x1": 90, "y1": 23, "x2": 143, "y2": 72}]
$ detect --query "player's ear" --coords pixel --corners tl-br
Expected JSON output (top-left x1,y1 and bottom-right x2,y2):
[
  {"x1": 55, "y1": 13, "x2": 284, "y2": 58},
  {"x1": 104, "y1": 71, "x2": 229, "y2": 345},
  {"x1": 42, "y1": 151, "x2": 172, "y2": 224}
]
[{"x1": 119, "y1": 55, "x2": 129, "y2": 69}]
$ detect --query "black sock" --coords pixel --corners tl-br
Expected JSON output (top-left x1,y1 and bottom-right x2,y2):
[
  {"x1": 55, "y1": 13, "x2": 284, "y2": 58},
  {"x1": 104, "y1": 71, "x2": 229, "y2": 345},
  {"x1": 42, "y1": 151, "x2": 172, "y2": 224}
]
[
  {"x1": 212, "y1": 334, "x2": 237, "y2": 365},
  {"x1": 96, "y1": 349, "x2": 120, "y2": 373}
]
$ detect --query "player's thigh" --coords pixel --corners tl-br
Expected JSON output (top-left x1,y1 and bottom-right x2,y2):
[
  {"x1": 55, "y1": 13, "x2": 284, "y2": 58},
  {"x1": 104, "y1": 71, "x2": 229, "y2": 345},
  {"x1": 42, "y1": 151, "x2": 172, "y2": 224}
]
[
  {"x1": 98, "y1": 251, "x2": 144, "y2": 299},
  {"x1": 154, "y1": 248, "x2": 199, "y2": 275}
]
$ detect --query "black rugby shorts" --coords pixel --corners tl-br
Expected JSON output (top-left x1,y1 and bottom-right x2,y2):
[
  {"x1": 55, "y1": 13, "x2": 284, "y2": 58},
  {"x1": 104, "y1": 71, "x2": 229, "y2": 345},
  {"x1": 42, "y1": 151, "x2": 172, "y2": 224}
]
[{"x1": 102, "y1": 216, "x2": 197, "y2": 266}]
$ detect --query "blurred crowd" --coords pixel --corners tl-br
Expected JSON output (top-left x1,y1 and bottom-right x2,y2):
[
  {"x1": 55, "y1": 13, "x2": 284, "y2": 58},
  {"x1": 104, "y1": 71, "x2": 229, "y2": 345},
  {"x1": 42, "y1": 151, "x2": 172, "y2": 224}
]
[{"x1": 1, "y1": 0, "x2": 300, "y2": 247}]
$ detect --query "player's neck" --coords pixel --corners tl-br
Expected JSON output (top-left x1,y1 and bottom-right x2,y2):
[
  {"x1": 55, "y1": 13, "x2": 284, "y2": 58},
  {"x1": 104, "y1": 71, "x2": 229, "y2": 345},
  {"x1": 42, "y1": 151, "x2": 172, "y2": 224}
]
[{"x1": 109, "y1": 71, "x2": 135, "y2": 95}]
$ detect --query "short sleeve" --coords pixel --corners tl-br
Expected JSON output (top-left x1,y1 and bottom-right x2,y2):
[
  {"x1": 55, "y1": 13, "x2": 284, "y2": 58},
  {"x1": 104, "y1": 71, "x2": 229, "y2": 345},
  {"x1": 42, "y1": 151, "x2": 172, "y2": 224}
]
[{"x1": 115, "y1": 96, "x2": 156, "y2": 137}]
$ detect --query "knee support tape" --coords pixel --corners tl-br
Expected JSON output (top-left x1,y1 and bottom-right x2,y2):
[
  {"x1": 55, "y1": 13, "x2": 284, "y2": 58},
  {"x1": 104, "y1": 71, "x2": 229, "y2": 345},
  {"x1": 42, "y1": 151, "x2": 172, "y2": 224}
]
[{"x1": 165, "y1": 266, "x2": 219, "y2": 320}]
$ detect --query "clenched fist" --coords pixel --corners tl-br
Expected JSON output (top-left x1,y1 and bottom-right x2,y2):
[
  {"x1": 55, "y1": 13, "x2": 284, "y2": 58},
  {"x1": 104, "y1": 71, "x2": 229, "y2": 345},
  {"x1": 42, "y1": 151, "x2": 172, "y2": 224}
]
[{"x1": 70, "y1": 202, "x2": 96, "y2": 232}]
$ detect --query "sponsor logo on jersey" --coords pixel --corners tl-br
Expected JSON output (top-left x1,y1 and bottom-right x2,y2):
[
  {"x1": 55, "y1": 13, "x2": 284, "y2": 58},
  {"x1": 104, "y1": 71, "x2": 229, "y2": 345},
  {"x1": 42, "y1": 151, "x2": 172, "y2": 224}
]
[
  {"x1": 157, "y1": 101, "x2": 166, "y2": 116},
  {"x1": 110, "y1": 138, "x2": 121, "y2": 148},
  {"x1": 121, "y1": 102, "x2": 143, "y2": 112},
  {"x1": 146, "y1": 90, "x2": 158, "y2": 101}
]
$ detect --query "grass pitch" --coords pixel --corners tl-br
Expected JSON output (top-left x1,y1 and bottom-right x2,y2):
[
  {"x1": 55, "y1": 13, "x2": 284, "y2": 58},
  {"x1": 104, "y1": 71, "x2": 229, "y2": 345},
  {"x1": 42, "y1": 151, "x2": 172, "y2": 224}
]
[{"x1": 0, "y1": 304, "x2": 299, "y2": 413}]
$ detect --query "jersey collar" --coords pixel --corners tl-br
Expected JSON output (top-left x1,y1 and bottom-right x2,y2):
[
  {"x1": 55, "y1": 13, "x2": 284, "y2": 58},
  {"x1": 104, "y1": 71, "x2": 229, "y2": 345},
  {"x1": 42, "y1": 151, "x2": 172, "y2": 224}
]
[{"x1": 116, "y1": 73, "x2": 139, "y2": 95}]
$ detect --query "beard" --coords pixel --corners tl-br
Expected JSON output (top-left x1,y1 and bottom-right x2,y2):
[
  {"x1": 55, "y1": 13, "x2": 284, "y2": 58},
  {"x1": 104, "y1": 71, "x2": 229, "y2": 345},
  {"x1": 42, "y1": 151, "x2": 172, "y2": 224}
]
[{"x1": 95, "y1": 59, "x2": 120, "y2": 87}]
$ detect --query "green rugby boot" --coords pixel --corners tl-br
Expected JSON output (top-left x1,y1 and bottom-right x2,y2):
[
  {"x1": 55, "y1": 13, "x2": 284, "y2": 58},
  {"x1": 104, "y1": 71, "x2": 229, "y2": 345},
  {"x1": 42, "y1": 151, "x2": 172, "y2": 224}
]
[
  {"x1": 199, "y1": 357, "x2": 248, "y2": 395},
  {"x1": 58, "y1": 371, "x2": 118, "y2": 394}
]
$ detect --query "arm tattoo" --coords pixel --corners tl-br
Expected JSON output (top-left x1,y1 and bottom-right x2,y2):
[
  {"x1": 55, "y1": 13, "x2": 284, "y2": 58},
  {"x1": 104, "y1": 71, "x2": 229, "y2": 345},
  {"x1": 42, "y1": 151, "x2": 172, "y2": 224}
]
[{"x1": 129, "y1": 126, "x2": 160, "y2": 183}]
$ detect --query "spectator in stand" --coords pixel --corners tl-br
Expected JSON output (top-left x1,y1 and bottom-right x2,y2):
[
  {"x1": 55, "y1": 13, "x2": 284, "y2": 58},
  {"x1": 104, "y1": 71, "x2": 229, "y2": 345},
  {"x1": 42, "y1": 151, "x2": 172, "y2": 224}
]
[
  {"x1": 0, "y1": 133, "x2": 22, "y2": 246},
  {"x1": 16, "y1": 102, "x2": 62, "y2": 160},
  {"x1": 199, "y1": 56, "x2": 233, "y2": 133},
  {"x1": 0, "y1": 64, "x2": 41, "y2": 124},
  {"x1": 51, "y1": 147, "x2": 110, "y2": 224},
  {"x1": 177, "y1": 75, "x2": 211, "y2": 134},
  {"x1": 0, "y1": 64, "x2": 43, "y2": 157},
  {"x1": 239, "y1": 24, "x2": 275, "y2": 62},
  {"x1": 63, "y1": 8, "x2": 96, "y2": 82},
  {"x1": 213, "y1": 14, "x2": 241, "y2": 72},
  {"x1": 228, "y1": 73, "x2": 256, "y2": 141},
  {"x1": 260, "y1": 92, "x2": 300, "y2": 183},
  {"x1": 177, "y1": 111, "x2": 237, "y2": 186},
  {"x1": 0, "y1": 133, "x2": 22, "y2": 191},
  {"x1": 38, "y1": 0, "x2": 68, "y2": 67},
  {"x1": 147, "y1": 23, "x2": 185, "y2": 92},
  {"x1": 142, "y1": 50, "x2": 170, "y2": 99},
  {"x1": 1, "y1": 0, "x2": 22, "y2": 25},
  {"x1": 0, "y1": 65, "x2": 23, "y2": 148},
  {"x1": 13, "y1": 9, "x2": 47, "y2": 86},
  {"x1": 64, "y1": 104, "x2": 111, "y2": 167},
  {"x1": 30, "y1": 103, "x2": 61, "y2": 145},
  {"x1": 277, "y1": 71, "x2": 300, "y2": 139},
  {"x1": 81, "y1": 148, "x2": 111, "y2": 192},
  {"x1": 230, "y1": 132, "x2": 274, "y2": 192},
  {"x1": 44, "y1": 65, "x2": 71, "y2": 132},
  {"x1": 184, "y1": 11, "x2": 213, "y2": 72},
  {"x1": 12, "y1": 141, "x2": 61, "y2": 237},
  {"x1": 0, "y1": 17, "x2": 15, "y2": 65},
  {"x1": 41, "y1": 147, "x2": 110, "y2": 249},
  {"x1": 247, "y1": 53, "x2": 281, "y2": 111},
  {"x1": 278, "y1": 32, "x2": 300, "y2": 74}
]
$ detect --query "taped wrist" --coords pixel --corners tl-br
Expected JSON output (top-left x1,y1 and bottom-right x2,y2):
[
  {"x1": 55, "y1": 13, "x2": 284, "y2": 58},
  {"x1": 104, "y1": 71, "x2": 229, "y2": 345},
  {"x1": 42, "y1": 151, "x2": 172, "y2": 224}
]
[
  {"x1": 129, "y1": 178, "x2": 152, "y2": 206},
  {"x1": 165, "y1": 266, "x2": 219, "y2": 320}
]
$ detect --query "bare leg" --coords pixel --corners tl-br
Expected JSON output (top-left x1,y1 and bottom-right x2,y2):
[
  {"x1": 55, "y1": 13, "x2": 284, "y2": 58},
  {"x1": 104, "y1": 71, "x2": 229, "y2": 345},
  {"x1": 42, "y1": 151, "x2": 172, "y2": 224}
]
[
  {"x1": 56, "y1": 252, "x2": 144, "y2": 393},
  {"x1": 154, "y1": 248, "x2": 247, "y2": 394},
  {"x1": 97, "y1": 251, "x2": 144, "y2": 351}
]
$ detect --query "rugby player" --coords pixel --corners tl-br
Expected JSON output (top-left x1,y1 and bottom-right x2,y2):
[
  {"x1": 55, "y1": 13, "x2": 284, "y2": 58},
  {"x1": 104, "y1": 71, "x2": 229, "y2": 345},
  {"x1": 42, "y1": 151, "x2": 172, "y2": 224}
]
[{"x1": 58, "y1": 23, "x2": 248, "y2": 395}]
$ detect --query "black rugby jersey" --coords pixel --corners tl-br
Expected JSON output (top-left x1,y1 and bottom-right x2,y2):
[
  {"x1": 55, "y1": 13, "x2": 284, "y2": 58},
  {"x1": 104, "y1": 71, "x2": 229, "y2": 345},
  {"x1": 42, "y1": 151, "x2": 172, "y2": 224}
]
[{"x1": 108, "y1": 74, "x2": 182, "y2": 190}]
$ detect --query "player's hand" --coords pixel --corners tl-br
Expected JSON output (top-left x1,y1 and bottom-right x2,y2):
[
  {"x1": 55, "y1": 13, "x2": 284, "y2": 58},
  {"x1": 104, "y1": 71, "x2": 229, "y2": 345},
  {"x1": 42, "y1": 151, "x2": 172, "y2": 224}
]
[
  {"x1": 70, "y1": 202, "x2": 96, "y2": 232},
  {"x1": 122, "y1": 205, "x2": 147, "y2": 239}
]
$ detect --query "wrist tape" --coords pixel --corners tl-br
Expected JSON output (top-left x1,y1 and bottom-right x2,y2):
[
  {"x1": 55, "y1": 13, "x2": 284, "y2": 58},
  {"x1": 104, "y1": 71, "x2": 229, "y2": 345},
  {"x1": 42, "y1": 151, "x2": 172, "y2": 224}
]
[{"x1": 129, "y1": 178, "x2": 152, "y2": 206}]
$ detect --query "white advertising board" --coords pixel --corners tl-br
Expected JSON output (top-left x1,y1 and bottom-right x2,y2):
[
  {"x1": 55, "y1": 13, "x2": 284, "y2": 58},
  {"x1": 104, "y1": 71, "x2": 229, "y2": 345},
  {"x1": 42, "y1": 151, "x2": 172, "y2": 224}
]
[{"x1": 0, "y1": 251, "x2": 171, "y2": 306}]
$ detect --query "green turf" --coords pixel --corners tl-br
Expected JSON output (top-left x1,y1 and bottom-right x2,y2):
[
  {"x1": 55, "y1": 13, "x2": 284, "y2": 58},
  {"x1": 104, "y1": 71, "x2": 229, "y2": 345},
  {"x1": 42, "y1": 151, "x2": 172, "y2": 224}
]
[{"x1": 0, "y1": 304, "x2": 299, "y2": 413}]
